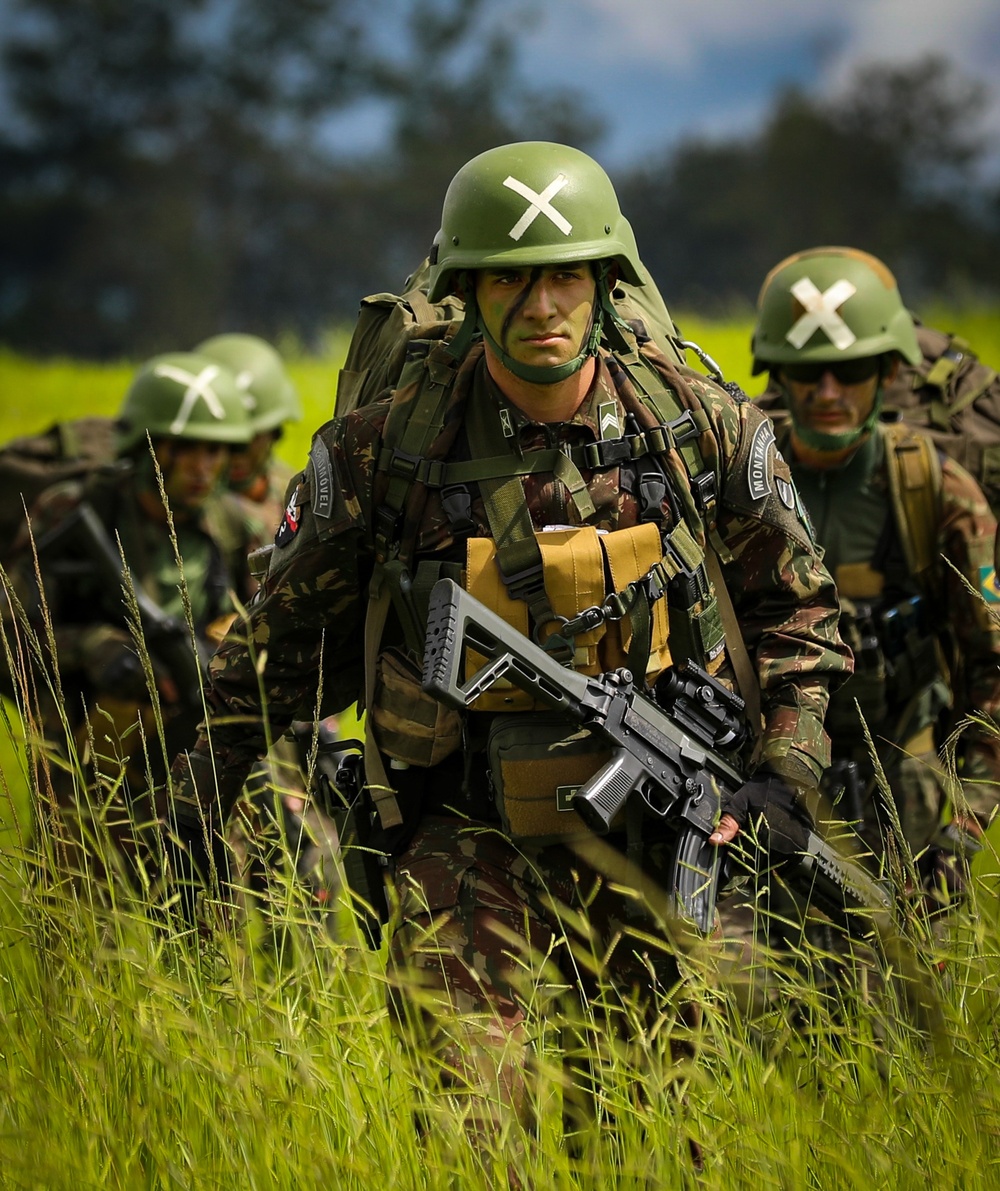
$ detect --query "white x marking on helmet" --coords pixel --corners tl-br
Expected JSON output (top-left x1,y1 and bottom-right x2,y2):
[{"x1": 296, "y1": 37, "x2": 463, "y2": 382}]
[
  {"x1": 786, "y1": 277, "x2": 858, "y2": 351},
  {"x1": 154, "y1": 363, "x2": 227, "y2": 434},
  {"x1": 503, "y1": 174, "x2": 572, "y2": 241}
]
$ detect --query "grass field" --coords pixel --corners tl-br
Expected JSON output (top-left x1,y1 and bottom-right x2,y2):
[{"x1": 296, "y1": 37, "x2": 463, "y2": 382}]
[{"x1": 2, "y1": 309, "x2": 1000, "y2": 1188}]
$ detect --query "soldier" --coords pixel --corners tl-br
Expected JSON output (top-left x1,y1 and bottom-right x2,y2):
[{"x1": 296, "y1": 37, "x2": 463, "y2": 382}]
[
  {"x1": 165, "y1": 143, "x2": 851, "y2": 1133},
  {"x1": 194, "y1": 331, "x2": 338, "y2": 916},
  {"x1": 194, "y1": 333, "x2": 303, "y2": 544},
  {"x1": 1, "y1": 352, "x2": 254, "y2": 890},
  {"x1": 751, "y1": 246, "x2": 1000, "y2": 885}
]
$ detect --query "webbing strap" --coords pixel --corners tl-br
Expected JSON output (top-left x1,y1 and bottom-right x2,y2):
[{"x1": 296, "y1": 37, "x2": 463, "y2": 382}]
[
  {"x1": 945, "y1": 370, "x2": 997, "y2": 418},
  {"x1": 705, "y1": 546, "x2": 762, "y2": 762},
  {"x1": 463, "y1": 392, "x2": 562, "y2": 643},
  {"x1": 362, "y1": 567, "x2": 403, "y2": 829},
  {"x1": 375, "y1": 345, "x2": 455, "y2": 562},
  {"x1": 883, "y1": 423, "x2": 942, "y2": 583}
]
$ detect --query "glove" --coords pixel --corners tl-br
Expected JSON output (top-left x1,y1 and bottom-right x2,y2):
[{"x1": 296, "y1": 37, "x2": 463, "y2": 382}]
[
  {"x1": 719, "y1": 769, "x2": 812, "y2": 856},
  {"x1": 80, "y1": 625, "x2": 148, "y2": 700}
]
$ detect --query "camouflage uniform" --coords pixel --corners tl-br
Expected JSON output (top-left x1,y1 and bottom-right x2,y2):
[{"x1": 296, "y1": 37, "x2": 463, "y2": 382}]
[
  {"x1": 2, "y1": 466, "x2": 254, "y2": 885},
  {"x1": 798, "y1": 427, "x2": 999, "y2": 839},
  {"x1": 170, "y1": 340, "x2": 850, "y2": 1003},
  {"x1": 752, "y1": 250, "x2": 1000, "y2": 853},
  {"x1": 1, "y1": 353, "x2": 254, "y2": 888}
]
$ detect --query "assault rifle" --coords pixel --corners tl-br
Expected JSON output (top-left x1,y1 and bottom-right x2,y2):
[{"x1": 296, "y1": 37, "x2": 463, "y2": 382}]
[
  {"x1": 422, "y1": 578, "x2": 893, "y2": 935},
  {"x1": 35, "y1": 499, "x2": 208, "y2": 717}
]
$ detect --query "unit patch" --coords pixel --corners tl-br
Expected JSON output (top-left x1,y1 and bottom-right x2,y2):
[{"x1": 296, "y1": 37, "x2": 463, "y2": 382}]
[
  {"x1": 748, "y1": 418, "x2": 776, "y2": 501},
  {"x1": 776, "y1": 476, "x2": 795, "y2": 509},
  {"x1": 309, "y1": 438, "x2": 335, "y2": 519},
  {"x1": 275, "y1": 490, "x2": 301, "y2": 548}
]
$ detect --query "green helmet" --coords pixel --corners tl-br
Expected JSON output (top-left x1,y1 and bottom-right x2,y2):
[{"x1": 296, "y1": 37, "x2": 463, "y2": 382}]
[
  {"x1": 117, "y1": 352, "x2": 252, "y2": 453},
  {"x1": 427, "y1": 141, "x2": 646, "y2": 303},
  {"x1": 427, "y1": 142, "x2": 645, "y2": 384},
  {"x1": 195, "y1": 333, "x2": 301, "y2": 434},
  {"x1": 751, "y1": 246, "x2": 921, "y2": 375}
]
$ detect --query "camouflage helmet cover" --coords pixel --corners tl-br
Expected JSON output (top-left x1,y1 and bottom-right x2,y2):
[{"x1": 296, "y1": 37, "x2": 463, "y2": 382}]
[
  {"x1": 751, "y1": 246, "x2": 921, "y2": 374},
  {"x1": 195, "y1": 333, "x2": 301, "y2": 433},
  {"x1": 117, "y1": 352, "x2": 252, "y2": 453},
  {"x1": 427, "y1": 141, "x2": 647, "y2": 302}
]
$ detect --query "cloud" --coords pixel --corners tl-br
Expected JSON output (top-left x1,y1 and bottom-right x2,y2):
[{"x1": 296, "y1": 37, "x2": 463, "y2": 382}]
[{"x1": 518, "y1": 0, "x2": 1000, "y2": 167}]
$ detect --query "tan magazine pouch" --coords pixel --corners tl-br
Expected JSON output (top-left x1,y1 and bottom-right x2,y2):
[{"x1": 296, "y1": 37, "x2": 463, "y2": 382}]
[
  {"x1": 465, "y1": 523, "x2": 671, "y2": 712},
  {"x1": 487, "y1": 712, "x2": 615, "y2": 841}
]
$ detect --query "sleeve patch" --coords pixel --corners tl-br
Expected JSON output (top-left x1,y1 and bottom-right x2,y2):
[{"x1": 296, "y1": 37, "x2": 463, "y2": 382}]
[
  {"x1": 980, "y1": 565, "x2": 1000, "y2": 603},
  {"x1": 748, "y1": 418, "x2": 776, "y2": 501},
  {"x1": 309, "y1": 438, "x2": 336, "y2": 519}
]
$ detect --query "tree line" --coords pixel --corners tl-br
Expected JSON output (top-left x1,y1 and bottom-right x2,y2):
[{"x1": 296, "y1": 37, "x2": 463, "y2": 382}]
[{"x1": 1, "y1": 0, "x2": 997, "y2": 358}]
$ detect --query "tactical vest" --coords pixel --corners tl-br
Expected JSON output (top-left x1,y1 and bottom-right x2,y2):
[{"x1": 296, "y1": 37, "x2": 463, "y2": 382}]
[
  {"x1": 355, "y1": 325, "x2": 759, "y2": 834},
  {"x1": 772, "y1": 418, "x2": 945, "y2": 753}
]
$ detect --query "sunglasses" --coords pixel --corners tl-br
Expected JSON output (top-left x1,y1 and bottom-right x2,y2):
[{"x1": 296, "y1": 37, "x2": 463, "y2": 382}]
[{"x1": 779, "y1": 357, "x2": 882, "y2": 385}]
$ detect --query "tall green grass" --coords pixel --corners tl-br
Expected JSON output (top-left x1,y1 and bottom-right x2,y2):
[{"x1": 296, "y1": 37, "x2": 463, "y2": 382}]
[{"x1": 2, "y1": 311, "x2": 1000, "y2": 1187}]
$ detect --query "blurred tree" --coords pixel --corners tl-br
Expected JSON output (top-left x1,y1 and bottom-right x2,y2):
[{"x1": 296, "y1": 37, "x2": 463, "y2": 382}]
[
  {"x1": 619, "y1": 56, "x2": 1000, "y2": 314},
  {"x1": 0, "y1": 0, "x2": 602, "y2": 358}
]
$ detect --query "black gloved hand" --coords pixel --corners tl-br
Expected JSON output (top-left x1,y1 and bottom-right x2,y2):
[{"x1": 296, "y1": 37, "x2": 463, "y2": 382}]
[{"x1": 720, "y1": 769, "x2": 812, "y2": 856}]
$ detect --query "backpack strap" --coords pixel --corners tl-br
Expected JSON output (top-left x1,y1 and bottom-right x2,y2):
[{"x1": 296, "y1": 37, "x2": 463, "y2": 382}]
[{"x1": 881, "y1": 421, "x2": 943, "y2": 591}]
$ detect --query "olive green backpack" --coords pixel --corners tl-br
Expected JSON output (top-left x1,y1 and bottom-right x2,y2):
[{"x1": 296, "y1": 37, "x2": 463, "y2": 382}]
[{"x1": 883, "y1": 321, "x2": 1000, "y2": 518}]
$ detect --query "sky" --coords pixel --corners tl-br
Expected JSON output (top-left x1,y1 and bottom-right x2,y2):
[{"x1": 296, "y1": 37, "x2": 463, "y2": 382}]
[{"x1": 515, "y1": 0, "x2": 1000, "y2": 171}]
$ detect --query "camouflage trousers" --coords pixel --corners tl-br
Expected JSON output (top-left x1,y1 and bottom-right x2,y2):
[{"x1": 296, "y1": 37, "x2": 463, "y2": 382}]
[
  {"x1": 386, "y1": 814, "x2": 694, "y2": 1131},
  {"x1": 26, "y1": 693, "x2": 165, "y2": 895}
]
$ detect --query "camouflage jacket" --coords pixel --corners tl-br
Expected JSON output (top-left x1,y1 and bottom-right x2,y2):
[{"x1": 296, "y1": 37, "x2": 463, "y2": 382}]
[
  {"x1": 1, "y1": 465, "x2": 254, "y2": 704},
  {"x1": 170, "y1": 342, "x2": 852, "y2": 827}
]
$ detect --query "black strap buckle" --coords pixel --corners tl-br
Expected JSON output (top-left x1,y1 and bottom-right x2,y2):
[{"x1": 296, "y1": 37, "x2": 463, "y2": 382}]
[{"x1": 667, "y1": 411, "x2": 700, "y2": 445}]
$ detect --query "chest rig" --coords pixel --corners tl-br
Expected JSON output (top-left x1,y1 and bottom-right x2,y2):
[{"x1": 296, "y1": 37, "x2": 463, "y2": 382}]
[{"x1": 362, "y1": 327, "x2": 752, "y2": 831}]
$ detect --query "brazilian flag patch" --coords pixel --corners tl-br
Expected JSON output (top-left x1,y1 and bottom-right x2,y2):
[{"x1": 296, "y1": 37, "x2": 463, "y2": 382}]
[{"x1": 980, "y1": 566, "x2": 1000, "y2": 603}]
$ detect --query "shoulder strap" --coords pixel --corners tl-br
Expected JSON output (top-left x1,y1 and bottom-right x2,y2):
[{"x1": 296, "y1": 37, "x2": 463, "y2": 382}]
[{"x1": 881, "y1": 421, "x2": 943, "y2": 585}]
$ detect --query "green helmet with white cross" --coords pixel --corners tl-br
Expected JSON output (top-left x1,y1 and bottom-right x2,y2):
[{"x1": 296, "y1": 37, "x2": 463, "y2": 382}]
[
  {"x1": 427, "y1": 141, "x2": 646, "y2": 303},
  {"x1": 194, "y1": 333, "x2": 301, "y2": 434},
  {"x1": 751, "y1": 246, "x2": 921, "y2": 375},
  {"x1": 117, "y1": 352, "x2": 252, "y2": 454}
]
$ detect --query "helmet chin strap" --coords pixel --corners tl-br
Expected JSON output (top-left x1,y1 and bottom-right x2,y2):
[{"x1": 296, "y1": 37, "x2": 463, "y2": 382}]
[{"x1": 469, "y1": 268, "x2": 611, "y2": 386}]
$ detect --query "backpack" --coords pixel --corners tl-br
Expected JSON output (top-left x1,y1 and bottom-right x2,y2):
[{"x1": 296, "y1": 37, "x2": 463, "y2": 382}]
[
  {"x1": 882, "y1": 321, "x2": 1000, "y2": 518},
  {"x1": 0, "y1": 416, "x2": 118, "y2": 558},
  {"x1": 334, "y1": 260, "x2": 689, "y2": 417}
]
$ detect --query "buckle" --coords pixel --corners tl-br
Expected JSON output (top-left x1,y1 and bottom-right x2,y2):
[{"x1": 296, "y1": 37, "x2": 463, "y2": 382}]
[
  {"x1": 501, "y1": 561, "x2": 546, "y2": 603},
  {"x1": 388, "y1": 448, "x2": 421, "y2": 481},
  {"x1": 691, "y1": 471, "x2": 717, "y2": 513},
  {"x1": 667, "y1": 411, "x2": 700, "y2": 445}
]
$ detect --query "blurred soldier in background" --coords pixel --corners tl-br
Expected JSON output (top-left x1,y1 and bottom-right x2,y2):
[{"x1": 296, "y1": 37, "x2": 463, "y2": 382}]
[
  {"x1": 194, "y1": 332, "x2": 339, "y2": 920},
  {"x1": 195, "y1": 333, "x2": 303, "y2": 543},
  {"x1": 752, "y1": 247, "x2": 1000, "y2": 897},
  {"x1": 1, "y1": 352, "x2": 254, "y2": 891}
]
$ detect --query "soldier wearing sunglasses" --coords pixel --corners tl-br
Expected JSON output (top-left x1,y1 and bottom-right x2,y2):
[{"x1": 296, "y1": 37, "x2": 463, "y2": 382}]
[{"x1": 751, "y1": 246, "x2": 1000, "y2": 909}]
